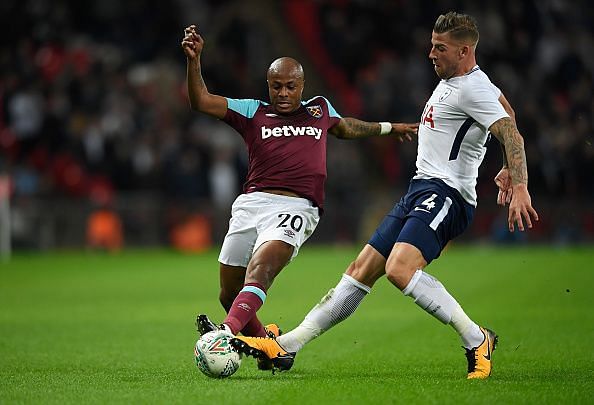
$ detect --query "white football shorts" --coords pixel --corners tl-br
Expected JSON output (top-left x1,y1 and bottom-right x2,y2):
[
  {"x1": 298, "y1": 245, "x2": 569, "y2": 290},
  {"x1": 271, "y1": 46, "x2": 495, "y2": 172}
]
[{"x1": 218, "y1": 192, "x2": 320, "y2": 267}]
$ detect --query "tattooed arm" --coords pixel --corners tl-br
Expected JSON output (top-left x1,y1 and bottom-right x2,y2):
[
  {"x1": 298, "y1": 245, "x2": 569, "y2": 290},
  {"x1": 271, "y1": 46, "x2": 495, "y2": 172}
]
[
  {"x1": 489, "y1": 117, "x2": 539, "y2": 232},
  {"x1": 493, "y1": 93, "x2": 516, "y2": 205},
  {"x1": 329, "y1": 117, "x2": 418, "y2": 141},
  {"x1": 498, "y1": 93, "x2": 516, "y2": 168},
  {"x1": 490, "y1": 117, "x2": 527, "y2": 186}
]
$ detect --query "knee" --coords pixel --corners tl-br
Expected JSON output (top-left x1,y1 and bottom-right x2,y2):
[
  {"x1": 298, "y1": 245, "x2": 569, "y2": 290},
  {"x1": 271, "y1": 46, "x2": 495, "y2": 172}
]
[
  {"x1": 385, "y1": 243, "x2": 427, "y2": 290},
  {"x1": 385, "y1": 252, "x2": 418, "y2": 290}
]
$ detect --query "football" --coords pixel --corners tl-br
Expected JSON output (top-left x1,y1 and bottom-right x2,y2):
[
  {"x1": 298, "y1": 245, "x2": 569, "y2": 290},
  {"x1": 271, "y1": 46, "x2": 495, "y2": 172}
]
[{"x1": 194, "y1": 330, "x2": 242, "y2": 378}]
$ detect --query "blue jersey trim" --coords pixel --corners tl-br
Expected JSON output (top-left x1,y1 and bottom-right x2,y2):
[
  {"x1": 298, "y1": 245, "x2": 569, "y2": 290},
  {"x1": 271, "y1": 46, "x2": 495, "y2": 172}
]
[
  {"x1": 304, "y1": 96, "x2": 342, "y2": 118},
  {"x1": 466, "y1": 65, "x2": 481, "y2": 75},
  {"x1": 226, "y1": 98, "x2": 266, "y2": 118},
  {"x1": 240, "y1": 285, "x2": 267, "y2": 303}
]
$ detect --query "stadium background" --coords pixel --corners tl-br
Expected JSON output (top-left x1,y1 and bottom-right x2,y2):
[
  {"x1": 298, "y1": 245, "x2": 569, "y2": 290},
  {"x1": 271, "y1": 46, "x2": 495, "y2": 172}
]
[{"x1": 1, "y1": 0, "x2": 592, "y2": 252}]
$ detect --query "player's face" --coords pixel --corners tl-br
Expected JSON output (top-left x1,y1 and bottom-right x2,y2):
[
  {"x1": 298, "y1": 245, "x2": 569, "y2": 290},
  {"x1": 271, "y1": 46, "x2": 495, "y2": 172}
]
[
  {"x1": 429, "y1": 31, "x2": 463, "y2": 80},
  {"x1": 267, "y1": 71, "x2": 304, "y2": 114}
]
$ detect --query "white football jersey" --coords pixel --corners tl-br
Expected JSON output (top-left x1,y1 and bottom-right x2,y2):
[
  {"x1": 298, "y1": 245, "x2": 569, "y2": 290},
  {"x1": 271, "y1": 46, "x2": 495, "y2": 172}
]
[{"x1": 414, "y1": 66, "x2": 509, "y2": 206}]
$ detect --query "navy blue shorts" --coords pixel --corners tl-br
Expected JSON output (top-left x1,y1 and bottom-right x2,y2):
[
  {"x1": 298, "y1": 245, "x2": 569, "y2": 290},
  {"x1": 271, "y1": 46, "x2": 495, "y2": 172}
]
[{"x1": 368, "y1": 179, "x2": 474, "y2": 263}]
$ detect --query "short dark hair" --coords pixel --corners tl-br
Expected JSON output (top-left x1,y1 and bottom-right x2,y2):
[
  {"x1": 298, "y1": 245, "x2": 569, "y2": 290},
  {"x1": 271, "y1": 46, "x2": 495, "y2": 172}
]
[{"x1": 433, "y1": 12, "x2": 479, "y2": 45}]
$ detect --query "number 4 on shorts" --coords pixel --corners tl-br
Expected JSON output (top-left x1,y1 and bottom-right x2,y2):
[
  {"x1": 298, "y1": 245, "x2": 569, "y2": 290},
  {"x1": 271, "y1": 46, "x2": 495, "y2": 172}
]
[{"x1": 421, "y1": 194, "x2": 438, "y2": 211}]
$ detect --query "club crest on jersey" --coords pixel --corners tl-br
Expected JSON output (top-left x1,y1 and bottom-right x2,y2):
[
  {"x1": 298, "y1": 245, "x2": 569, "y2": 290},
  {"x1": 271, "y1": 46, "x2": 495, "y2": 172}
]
[
  {"x1": 439, "y1": 88, "x2": 452, "y2": 102},
  {"x1": 306, "y1": 105, "x2": 323, "y2": 118}
]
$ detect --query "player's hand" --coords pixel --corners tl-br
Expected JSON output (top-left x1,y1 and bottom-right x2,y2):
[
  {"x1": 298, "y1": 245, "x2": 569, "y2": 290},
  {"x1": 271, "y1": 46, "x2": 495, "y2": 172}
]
[
  {"x1": 494, "y1": 167, "x2": 512, "y2": 206},
  {"x1": 390, "y1": 123, "x2": 418, "y2": 142},
  {"x1": 507, "y1": 183, "x2": 539, "y2": 232},
  {"x1": 181, "y1": 25, "x2": 204, "y2": 60}
]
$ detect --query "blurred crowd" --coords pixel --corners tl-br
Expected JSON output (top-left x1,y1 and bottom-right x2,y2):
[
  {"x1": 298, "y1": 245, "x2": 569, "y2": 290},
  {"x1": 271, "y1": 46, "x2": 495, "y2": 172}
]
[
  {"x1": 312, "y1": 0, "x2": 594, "y2": 195},
  {"x1": 0, "y1": 0, "x2": 592, "y2": 249}
]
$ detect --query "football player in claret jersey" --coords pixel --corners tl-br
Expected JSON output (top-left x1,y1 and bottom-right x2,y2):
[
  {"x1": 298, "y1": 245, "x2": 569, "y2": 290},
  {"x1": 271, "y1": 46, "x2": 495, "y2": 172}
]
[
  {"x1": 181, "y1": 24, "x2": 418, "y2": 369},
  {"x1": 232, "y1": 12, "x2": 539, "y2": 379}
]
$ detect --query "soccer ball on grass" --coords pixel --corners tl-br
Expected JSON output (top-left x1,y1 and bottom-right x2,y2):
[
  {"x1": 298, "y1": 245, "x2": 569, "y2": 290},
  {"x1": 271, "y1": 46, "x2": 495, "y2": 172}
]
[{"x1": 194, "y1": 330, "x2": 242, "y2": 378}]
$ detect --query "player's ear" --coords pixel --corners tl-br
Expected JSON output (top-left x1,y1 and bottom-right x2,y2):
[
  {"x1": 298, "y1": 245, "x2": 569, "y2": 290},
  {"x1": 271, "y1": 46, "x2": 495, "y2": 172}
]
[{"x1": 460, "y1": 45, "x2": 469, "y2": 58}]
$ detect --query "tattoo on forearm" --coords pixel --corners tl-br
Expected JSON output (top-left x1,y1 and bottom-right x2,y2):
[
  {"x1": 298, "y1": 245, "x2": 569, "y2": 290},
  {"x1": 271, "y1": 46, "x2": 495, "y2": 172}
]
[
  {"x1": 341, "y1": 118, "x2": 379, "y2": 139},
  {"x1": 491, "y1": 117, "x2": 528, "y2": 185}
]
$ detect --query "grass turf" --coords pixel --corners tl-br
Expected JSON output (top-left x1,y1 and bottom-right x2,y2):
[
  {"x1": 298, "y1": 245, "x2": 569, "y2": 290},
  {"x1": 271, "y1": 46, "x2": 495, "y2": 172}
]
[{"x1": 1, "y1": 246, "x2": 593, "y2": 404}]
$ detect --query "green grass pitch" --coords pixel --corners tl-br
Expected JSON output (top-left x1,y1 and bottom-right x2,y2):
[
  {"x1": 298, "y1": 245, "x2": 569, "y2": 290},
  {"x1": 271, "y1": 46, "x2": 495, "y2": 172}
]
[{"x1": 1, "y1": 246, "x2": 593, "y2": 404}]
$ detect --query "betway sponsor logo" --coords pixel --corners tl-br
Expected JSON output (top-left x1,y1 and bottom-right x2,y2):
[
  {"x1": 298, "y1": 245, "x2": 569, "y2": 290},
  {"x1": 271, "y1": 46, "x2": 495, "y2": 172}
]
[{"x1": 261, "y1": 125, "x2": 323, "y2": 140}]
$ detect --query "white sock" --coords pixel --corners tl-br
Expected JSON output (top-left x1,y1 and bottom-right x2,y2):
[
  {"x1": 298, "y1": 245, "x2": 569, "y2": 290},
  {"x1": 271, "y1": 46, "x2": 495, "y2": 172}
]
[
  {"x1": 450, "y1": 306, "x2": 484, "y2": 349},
  {"x1": 220, "y1": 323, "x2": 233, "y2": 335},
  {"x1": 277, "y1": 274, "x2": 370, "y2": 353},
  {"x1": 403, "y1": 270, "x2": 484, "y2": 349}
]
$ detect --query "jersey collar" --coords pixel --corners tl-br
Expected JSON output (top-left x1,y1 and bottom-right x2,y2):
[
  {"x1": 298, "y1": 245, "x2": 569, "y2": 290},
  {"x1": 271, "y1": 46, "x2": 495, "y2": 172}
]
[{"x1": 465, "y1": 65, "x2": 481, "y2": 75}]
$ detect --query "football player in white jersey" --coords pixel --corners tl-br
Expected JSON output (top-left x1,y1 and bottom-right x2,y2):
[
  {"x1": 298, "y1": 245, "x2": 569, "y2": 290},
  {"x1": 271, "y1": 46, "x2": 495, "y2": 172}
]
[{"x1": 231, "y1": 11, "x2": 539, "y2": 379}]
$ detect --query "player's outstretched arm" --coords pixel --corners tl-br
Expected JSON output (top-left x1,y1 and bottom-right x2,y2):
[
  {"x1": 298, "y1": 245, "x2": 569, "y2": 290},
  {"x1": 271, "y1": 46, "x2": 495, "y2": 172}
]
[
  {"x1": 329, "y1": 117, "x2": 418, "y2": 141},
  {"x1": 181, "y1": 25, "x2": 227, "y2": 119},
  {"x1": 489, "y1": 117, "x2": 539, "y2": 232}
]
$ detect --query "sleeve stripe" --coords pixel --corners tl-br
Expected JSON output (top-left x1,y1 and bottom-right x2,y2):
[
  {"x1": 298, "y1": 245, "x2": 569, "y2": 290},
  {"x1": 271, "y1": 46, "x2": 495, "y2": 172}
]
[{"x1": 226, "y1": 98, "x2": 263, "y2": 118}]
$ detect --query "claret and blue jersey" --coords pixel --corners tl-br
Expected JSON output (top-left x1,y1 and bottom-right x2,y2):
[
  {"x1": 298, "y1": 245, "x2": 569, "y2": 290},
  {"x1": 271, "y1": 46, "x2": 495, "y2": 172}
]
[{"x1": 222, "y1": 96, "x2": 342, "y2": 211}]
